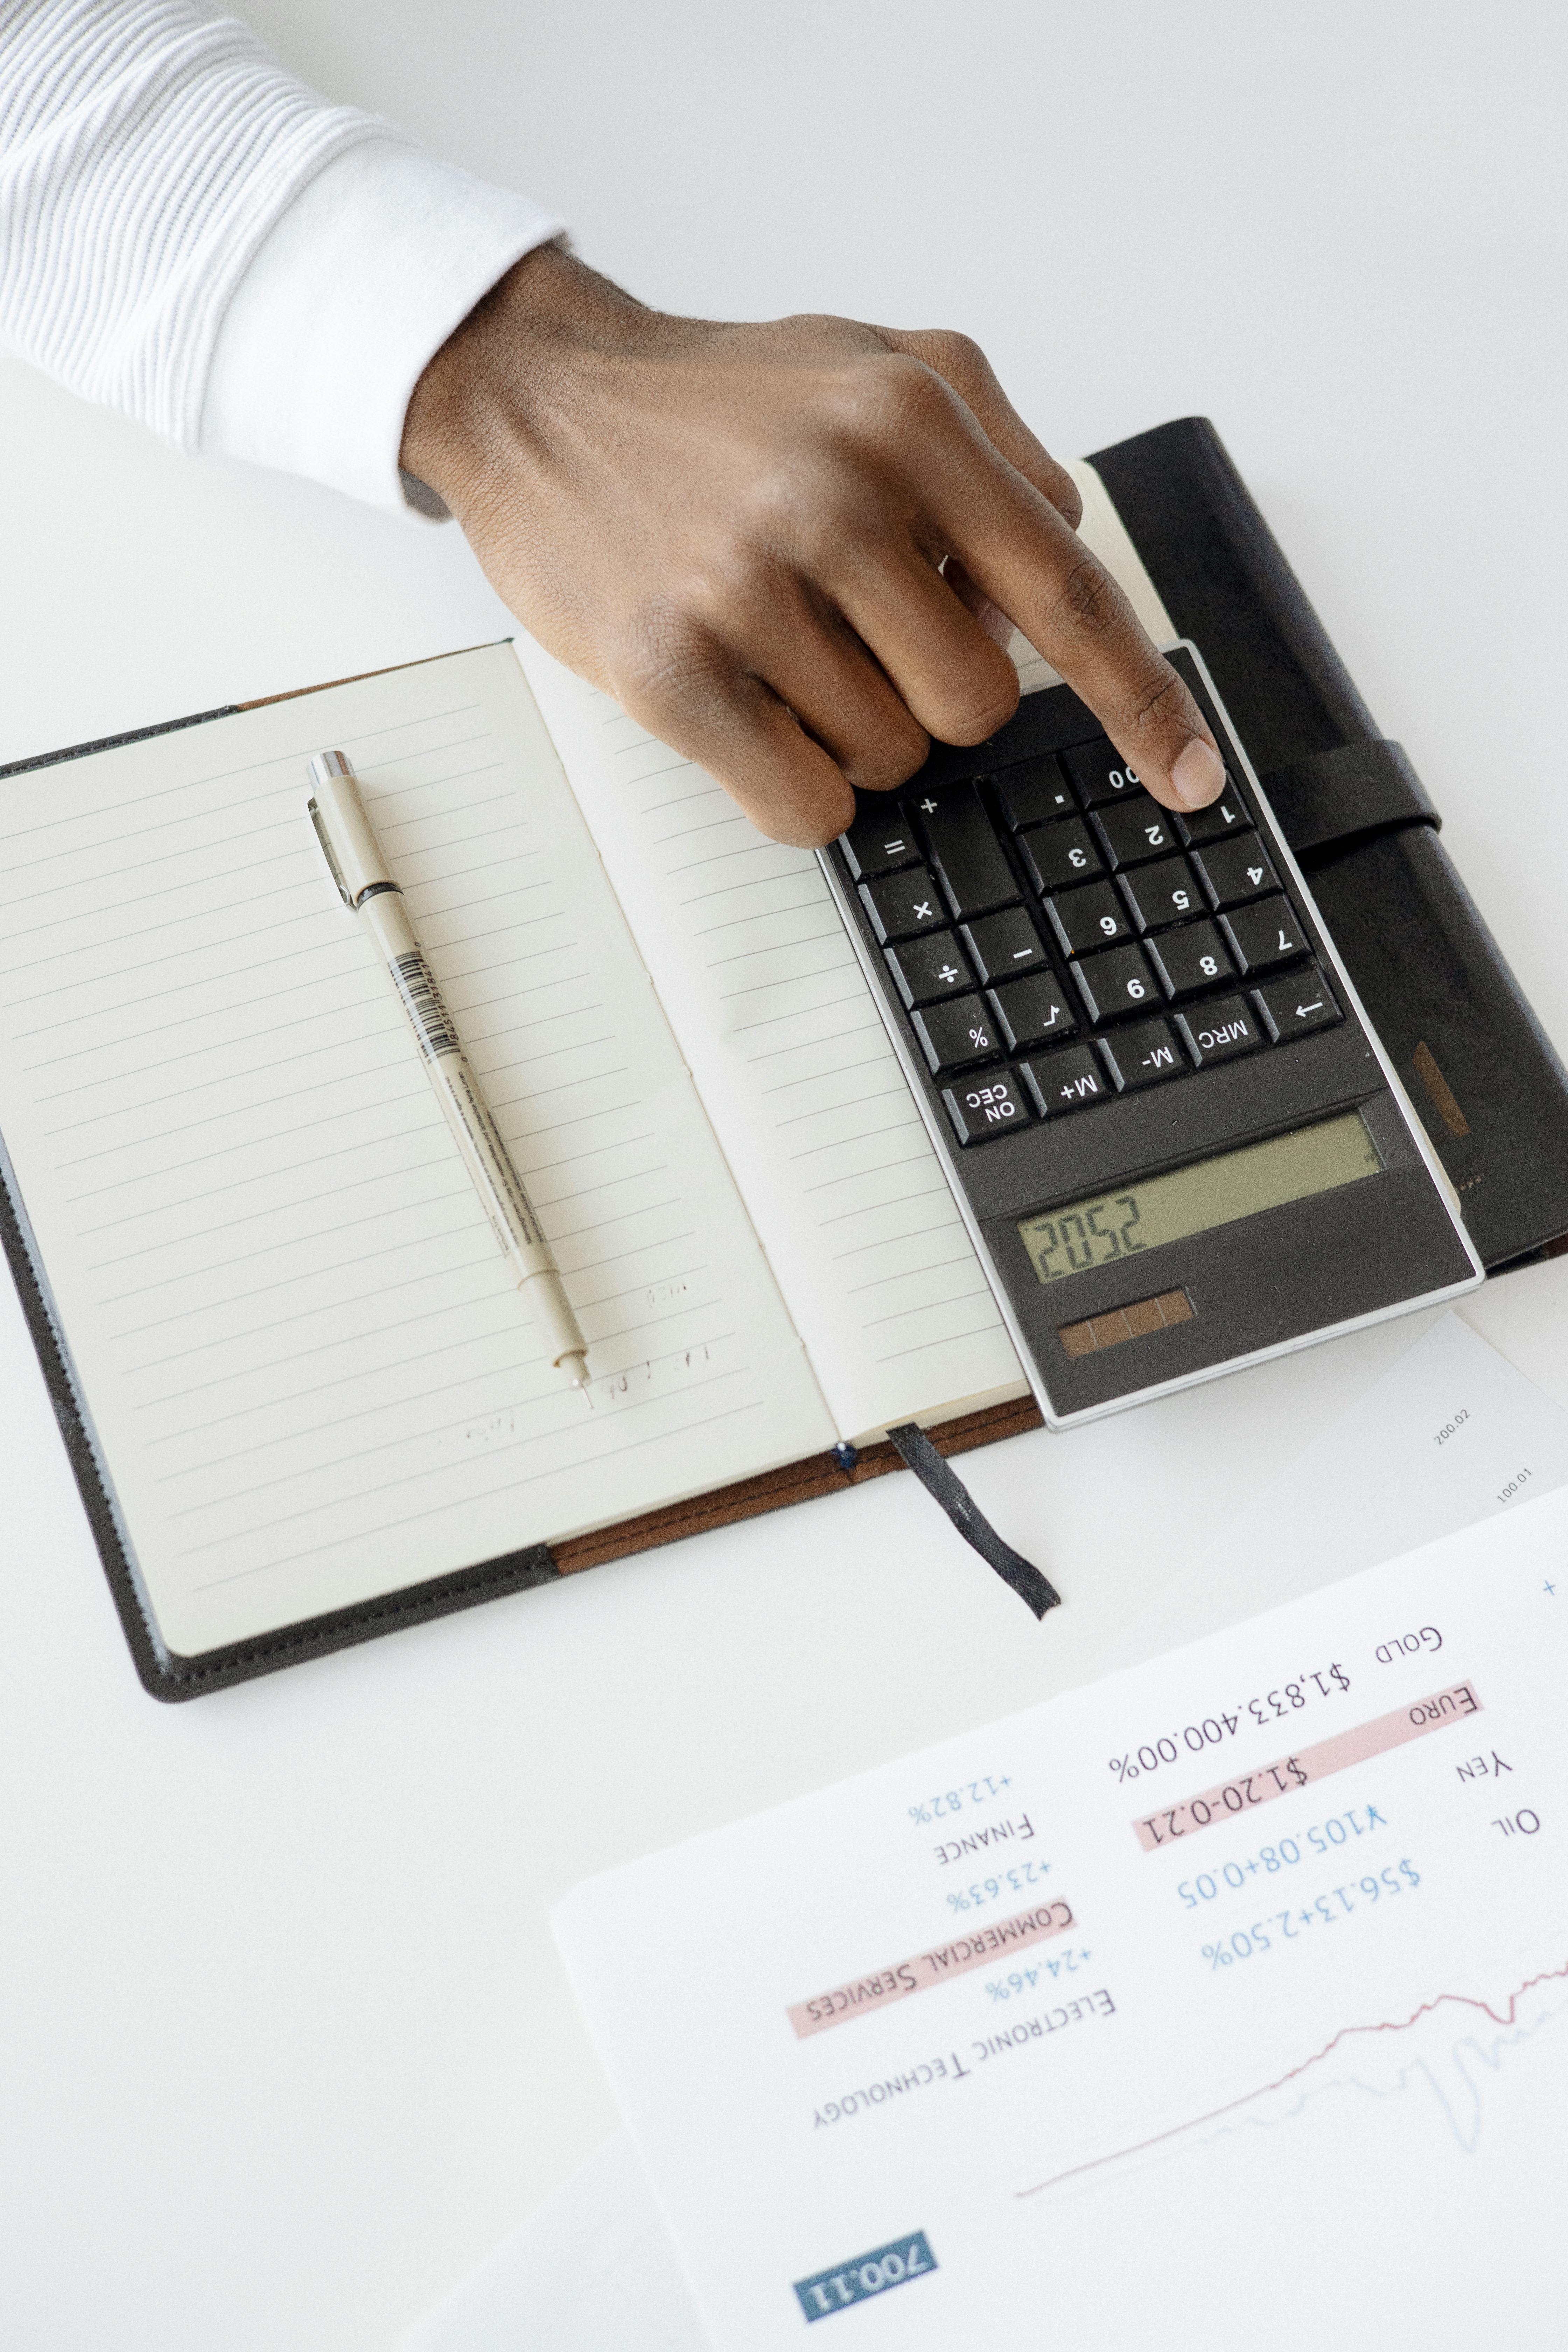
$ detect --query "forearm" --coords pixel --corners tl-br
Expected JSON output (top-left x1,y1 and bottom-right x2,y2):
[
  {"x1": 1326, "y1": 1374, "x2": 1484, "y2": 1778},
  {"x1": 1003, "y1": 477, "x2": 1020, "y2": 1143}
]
[
  {"x1": 0, "y1": 0, "x2": 561, "y2": 503},
  {"x1": 2, "y1": 7, "x2": 1223, "y2": 840}
]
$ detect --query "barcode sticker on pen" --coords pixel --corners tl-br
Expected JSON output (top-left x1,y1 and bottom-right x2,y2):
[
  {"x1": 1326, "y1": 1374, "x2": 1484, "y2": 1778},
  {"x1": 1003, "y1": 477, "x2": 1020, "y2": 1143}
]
[{"x1": 393, "y1": 951, "x2": 461, "y2": 1060}]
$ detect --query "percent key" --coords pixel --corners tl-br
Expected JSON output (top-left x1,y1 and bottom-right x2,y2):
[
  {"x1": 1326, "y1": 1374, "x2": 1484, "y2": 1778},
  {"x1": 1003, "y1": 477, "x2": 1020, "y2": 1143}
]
[{"x1": 911, "y1": 999, "x2": 1003, "y2": 1074}]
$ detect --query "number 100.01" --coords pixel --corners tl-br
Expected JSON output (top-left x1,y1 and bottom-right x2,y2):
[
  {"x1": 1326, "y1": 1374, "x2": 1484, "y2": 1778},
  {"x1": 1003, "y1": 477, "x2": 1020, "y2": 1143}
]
[{"x1": 1029, "y1": 1193, "x2": 1146, "y2": 1282}]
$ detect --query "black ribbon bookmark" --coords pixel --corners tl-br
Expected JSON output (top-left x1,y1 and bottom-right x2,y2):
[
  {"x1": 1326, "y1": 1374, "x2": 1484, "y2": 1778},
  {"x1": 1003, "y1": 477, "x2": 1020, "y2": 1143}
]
[{"x1": 887, "y1": 1423, "x2": 1060, "y2": 1620}]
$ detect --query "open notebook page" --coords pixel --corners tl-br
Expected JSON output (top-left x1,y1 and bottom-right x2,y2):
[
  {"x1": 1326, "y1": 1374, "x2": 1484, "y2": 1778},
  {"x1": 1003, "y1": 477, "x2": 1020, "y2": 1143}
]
[
  {"x1": 514, "y1": 463, "x2": 1175, "y2": 1444},
  {"x1": 0, "y1": 645, "x2": 831, "y2": 1657}
]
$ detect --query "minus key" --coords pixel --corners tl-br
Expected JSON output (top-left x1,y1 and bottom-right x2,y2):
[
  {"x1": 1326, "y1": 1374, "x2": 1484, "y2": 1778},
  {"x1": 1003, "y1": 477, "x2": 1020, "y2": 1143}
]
[{"x1": 959, "y1": 906, "x2": 1047, "y2": 983}]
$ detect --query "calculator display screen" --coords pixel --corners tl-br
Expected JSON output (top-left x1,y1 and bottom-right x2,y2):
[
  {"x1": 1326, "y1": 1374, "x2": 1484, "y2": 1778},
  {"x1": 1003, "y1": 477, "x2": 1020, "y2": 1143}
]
[{"x1": 1017, "y1": 1112, "x2": 1382, "y2": 1285}]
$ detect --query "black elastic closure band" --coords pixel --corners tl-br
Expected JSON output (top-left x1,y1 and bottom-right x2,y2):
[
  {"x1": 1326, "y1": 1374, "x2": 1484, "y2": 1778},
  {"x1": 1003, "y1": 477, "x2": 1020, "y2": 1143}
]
[
  {"x1": 1261, "y1": 738, "x2": 1439, "y2": 863},
  {"x1": 887, "y1": 1424, "x2": 1059, "y2": 1619}
]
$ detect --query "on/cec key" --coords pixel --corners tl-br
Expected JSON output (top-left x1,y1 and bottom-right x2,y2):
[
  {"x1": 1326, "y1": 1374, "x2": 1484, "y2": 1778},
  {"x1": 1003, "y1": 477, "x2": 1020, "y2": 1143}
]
[{"x1": 942, "y1": 1068, "x2": 1033, "y2": 1144}]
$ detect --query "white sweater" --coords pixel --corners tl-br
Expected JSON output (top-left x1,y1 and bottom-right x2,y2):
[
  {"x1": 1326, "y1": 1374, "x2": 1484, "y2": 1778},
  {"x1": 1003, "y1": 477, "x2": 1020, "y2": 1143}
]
[{"x1": 0, "y1": 0, "x2": 563, "y2": 507}]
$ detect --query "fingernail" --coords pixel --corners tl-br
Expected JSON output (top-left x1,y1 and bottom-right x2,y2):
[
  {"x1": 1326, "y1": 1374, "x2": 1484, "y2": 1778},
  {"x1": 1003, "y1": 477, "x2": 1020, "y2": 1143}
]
[{"x1": 1171, "y1": 737, "x2": 1225, "y2": 808}]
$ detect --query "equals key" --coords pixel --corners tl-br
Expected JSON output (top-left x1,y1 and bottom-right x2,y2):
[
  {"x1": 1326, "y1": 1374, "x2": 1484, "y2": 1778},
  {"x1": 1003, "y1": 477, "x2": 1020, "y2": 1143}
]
[{"x1": 840, "y1": 806, "x2": 921, "y2": 880}]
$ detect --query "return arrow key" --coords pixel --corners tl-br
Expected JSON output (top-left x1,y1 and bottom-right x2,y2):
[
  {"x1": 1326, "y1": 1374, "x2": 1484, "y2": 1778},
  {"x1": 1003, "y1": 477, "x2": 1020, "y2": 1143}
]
[{"x1": 1252, "y1": 965, "x2": 1343, "y2": 1042}]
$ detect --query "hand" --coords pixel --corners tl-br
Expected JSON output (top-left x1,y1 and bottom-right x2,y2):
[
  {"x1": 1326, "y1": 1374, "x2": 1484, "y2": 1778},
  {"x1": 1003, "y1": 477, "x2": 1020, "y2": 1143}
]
[{"x1": 401, "y1": 245, "x2": 1225, "y2": 848}]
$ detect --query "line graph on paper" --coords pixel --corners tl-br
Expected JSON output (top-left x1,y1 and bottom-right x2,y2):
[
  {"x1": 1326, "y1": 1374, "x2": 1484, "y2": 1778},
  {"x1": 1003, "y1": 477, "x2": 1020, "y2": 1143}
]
[
  {"x1": 1023, "y1": 1958, "x2": 1568, "y2": 2196},
  {"x1": 1005, "y1": 1966, "x2": 1568, "y2": 2352}
]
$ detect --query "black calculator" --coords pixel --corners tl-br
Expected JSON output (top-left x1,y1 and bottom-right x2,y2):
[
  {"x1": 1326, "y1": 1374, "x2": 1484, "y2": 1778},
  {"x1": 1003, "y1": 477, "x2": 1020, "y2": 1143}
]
[{"x1": 820, "y1": 644, "x2": 1482, "y2": 1426}]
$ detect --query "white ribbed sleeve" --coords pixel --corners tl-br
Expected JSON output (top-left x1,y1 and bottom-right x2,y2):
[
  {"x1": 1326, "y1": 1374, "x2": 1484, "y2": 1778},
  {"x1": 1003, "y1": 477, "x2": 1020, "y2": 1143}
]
[{"x1": 0, "y1": 0, "x2": 564, "y2": 507}]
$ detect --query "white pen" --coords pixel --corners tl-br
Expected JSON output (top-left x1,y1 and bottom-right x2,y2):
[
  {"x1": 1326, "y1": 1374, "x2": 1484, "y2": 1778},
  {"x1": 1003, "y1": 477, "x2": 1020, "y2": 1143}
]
[{"x1": 307, "y1": 749, "x2": 590, "y2": 1388}]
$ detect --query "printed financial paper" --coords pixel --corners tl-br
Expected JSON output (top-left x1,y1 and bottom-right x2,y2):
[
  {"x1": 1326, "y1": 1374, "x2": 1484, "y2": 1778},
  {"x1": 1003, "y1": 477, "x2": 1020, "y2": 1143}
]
[{"x1": 554, "y1": 1484, "x2": 1568, "y2": 2347}]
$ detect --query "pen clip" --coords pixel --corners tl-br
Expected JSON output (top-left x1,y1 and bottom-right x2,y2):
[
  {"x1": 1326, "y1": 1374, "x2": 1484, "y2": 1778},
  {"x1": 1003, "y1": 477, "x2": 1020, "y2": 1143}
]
[{"x1": 308, "y1": 797, "x2": 353, "y2": 909}]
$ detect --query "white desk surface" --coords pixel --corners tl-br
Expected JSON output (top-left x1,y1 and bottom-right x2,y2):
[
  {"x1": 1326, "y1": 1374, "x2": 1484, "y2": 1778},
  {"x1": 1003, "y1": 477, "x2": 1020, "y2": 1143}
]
[{"x1": 1, "y1": 6, "x2": 1564, "y2": 2346}]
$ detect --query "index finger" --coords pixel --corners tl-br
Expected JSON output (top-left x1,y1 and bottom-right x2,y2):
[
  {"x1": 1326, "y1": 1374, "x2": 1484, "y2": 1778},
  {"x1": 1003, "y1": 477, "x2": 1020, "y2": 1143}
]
[{"x1": 922, "y1": 424, "x2": 1226, "y2": 814}]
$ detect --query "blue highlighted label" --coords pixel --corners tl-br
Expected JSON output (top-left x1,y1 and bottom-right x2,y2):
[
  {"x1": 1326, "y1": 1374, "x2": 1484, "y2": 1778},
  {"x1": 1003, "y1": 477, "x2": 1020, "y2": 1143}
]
[{"x1": 794, "y1": 2232, "x2": 937, "y2": 2322}]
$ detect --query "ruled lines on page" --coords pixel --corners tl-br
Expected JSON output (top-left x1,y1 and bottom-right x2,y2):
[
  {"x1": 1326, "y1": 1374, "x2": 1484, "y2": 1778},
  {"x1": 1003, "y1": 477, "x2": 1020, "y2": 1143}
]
[
  {"x1": 512, "y1": 646, "x2": 1025, "y2": 1444},
  {"x1": 0, "y1": 649, "x2": 831, "y2": 1655}
]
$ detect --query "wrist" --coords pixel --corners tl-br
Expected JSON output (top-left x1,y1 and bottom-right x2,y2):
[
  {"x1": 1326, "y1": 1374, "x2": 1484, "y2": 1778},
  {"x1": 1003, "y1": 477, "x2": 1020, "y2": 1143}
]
[{"x1": 400, "y1": 244, "x2": 660, "y2": 516}]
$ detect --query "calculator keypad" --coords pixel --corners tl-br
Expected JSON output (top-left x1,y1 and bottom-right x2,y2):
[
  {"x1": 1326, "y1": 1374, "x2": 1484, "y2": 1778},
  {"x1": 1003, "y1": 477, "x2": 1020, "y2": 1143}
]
[
  {"x1": 1179, "y1": 782, "x2": 1248, "y2": 843},
  {"x1": 1070, "y1": 943, "x2": 1161, "y2": 1024},
  {"x1": 1253, "y1": 966, "x2": 1342, "y2": 1041},
  {"x1": 1060, "y1": 743, "x2": 1146, "y2": 807},
  {"x1": 841, "y1": 807, "x2": 922, "y2": 879},
  {"x1": 853, "y1": 735, "x2": 1340, "y2": 1144}
]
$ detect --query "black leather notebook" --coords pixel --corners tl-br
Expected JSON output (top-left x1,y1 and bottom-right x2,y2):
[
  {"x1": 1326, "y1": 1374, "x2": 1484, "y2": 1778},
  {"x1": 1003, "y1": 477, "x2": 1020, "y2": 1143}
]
[
  {"x1": 1091, "y1": 417, "x2": 1568, "y2": 1273},
  {"x1": 3, "y1": 423, "x2": 1563, "y2": 1701}
]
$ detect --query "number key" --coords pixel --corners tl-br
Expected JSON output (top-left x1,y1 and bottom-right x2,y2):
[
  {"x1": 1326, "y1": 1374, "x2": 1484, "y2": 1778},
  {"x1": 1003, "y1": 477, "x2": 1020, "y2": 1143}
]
[
  {"x1": 1145, "y1": 919, "x2": 1235, "y2": 1000},
  {"x1": 1019, "y1": 817, "x2": 1101, "y2": 894},
  {"x1": 1070, "y1": 943, "x2": 1159, "y2": 1023},
  {"x1": 1180, "y1": 779, "x2": 1248, "y2": 843},
  {"x1": 1061, "y1": 738, "x2": 1144, "y2": 806},
  {"x1": 1221, "y1": 894, "x2": 1309, "y2": 974},
  {"x1": 1192, "y1": 831, "x2": 1279, "y2": 909},
  {"x1": 859, "y1": 866, "x2": 946, "y2": 943},
  {"x1": 1092, "y1": 795, "x2": 1183, "y2": 869},
  {"x1": 910, "y1": 993, "x2": 1000, "y2": 1074},
  {"x1": 1118, "y1": 853, "x2": 1202, "y2": 932},
  {"x1": 1044, "y1": 881, "x2": 1132, "y2": 958}
]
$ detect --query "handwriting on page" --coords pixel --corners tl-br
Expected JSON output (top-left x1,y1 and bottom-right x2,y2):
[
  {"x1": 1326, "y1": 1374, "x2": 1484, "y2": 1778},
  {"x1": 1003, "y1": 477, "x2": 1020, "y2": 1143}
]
[{"x1": 507, "y1": 646, "x2": 1023, "y2": 1435}]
